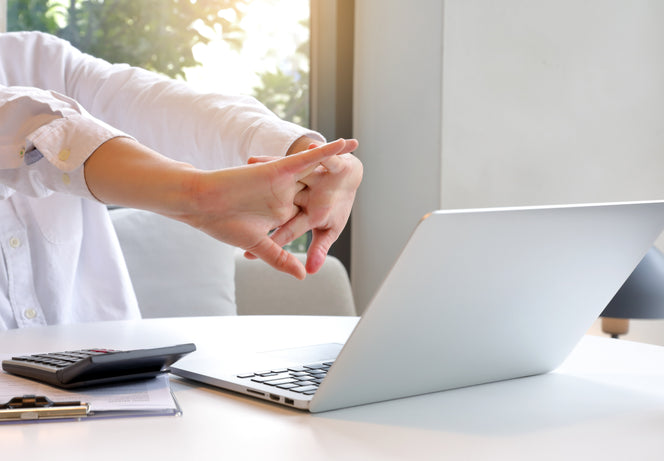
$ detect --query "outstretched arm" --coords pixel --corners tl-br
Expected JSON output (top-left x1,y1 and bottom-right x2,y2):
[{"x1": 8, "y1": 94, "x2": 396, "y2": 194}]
[
  {"x1": 84, "y1": 137, "x2": 359, "y2": 279},
  {"x1": 0, "y1": 31, "x2": 323, "y2": 169}
]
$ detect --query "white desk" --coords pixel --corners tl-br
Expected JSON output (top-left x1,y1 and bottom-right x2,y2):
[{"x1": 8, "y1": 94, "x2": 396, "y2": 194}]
[{"x1": 1, "y1": 316, "x2": 664, "y2": 460}]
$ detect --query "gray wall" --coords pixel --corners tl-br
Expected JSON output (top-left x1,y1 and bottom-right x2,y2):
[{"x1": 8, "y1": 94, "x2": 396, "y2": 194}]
[{"x1": 352, "y1": 0, "x2": 664, "y2": 311}]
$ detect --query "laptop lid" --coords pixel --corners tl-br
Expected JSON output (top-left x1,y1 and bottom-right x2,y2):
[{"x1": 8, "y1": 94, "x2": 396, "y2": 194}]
[{"x1": 172, "y1": 200, "x2": 664, "y2": 412}]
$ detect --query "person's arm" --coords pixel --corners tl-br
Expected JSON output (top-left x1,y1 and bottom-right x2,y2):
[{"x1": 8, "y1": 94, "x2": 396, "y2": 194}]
[
  {"x1": 0, "y1": 84, "x2": 127, "y2": 200},
  {"x1": 0, "y1": 31, "x2": 324, "y2": 169},
  {"x1": 1, "y1": 32, "x2": 363, "y2": 275},
  {"x1": 83, "y1": 137, "x2": 358, "y2": 279}
]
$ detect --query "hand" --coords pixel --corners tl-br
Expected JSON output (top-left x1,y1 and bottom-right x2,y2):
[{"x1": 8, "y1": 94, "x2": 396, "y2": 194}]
[
  {"x1": 182, "y1": 139, "x2": 359, "y2": 279},
  {"x1": 248, "y1": 137, "x2": 362, "y2": 274},
  {"x1": 85, "y1": 136, "x2": 360, "y2": 279}
]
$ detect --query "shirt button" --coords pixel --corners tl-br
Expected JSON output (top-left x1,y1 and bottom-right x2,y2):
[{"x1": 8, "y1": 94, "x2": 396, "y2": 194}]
[
  {"x1": 24, "y1": 309, "x2": 37, "y2": 320},
  {"x1": 9, "y1": 237, "x2": 21, "y2": 248},
  {"x1": 62, "y1": 173, "x2": 71, "y2": 186},
  {"x1": 58, "y1": 149, "x2": 71, "y2": 161}
]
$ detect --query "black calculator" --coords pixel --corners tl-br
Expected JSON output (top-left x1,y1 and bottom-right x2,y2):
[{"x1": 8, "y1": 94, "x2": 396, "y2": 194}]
[{"x1": 1, "y1": 343, "x2": 196, "y2": 389}]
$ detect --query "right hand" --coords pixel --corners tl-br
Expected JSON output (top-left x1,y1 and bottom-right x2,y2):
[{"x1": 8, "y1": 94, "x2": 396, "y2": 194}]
[{"x1": 179, "y1": 139, "x2": 358, "y2": 279}]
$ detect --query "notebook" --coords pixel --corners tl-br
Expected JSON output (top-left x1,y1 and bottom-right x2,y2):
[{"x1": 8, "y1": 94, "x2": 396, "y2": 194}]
[{"x1": 171, "y1": 200, "x2": 664, "y2": 412}]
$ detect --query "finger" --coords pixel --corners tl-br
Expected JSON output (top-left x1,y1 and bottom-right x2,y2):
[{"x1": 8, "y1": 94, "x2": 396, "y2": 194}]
[
  {"x1": 297, "y1": 143, "x2": 358, "y2": 187},
  {"x1": 339, "y1": 138, "x2": 358, "y2": 152},
  {"x1": 279, "y1": 139, "x2": 346, "y2": 178},
  {"x1": 281, "y1": 138, "x2": 357, "y2": 179},
  {"x1": 294, "y1": 164, "x2": 330, "y2": 190},
  {"x1": 268, "y1": 213, "x2": 312, "y2": 250},
  {"x1": 318, "y1": 154, "x2": 346, "y2": 175},
  {"x1": 293, "y1": 184, "x2": 311, "y2": 208},
  {"x1": 245, "y1": 237, "x2": 306, "y2": 280},
  {"x1": 305, "y1": 228, "x2": 338, "y2": 274},
  {"x1": 295, "y1": 180, "x2": 308, "y2": 194},
  {"x1": 244, "y1": 198, "x2": 303, "y2": 260}
]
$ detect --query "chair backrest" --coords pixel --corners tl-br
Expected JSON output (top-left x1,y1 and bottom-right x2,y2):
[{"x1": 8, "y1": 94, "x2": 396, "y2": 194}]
[
  {"x1": 110, "y1": 208, "x2": 237, "y2": 318},
  {"x1": 110, "y1": 207, "x2": 356, "y2": 318},
  {"x1": 234, "y1": 251, "x2": 356, "y2": 316}
]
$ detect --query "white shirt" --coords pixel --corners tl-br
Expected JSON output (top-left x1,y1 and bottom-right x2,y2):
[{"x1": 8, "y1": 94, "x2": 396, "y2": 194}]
[{"x1": 0, "y1": 31, "x2": 322, "y2": 330}]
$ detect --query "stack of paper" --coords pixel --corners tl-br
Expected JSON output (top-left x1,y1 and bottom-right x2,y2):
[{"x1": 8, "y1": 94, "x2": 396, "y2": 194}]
[{"x1": 0, "y1": 354, "x2": 180, "y2": 421}]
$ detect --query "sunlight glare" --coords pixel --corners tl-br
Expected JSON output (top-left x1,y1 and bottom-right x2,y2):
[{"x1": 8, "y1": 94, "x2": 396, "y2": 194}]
[{"x1": 184, "y1": 0, "x2": 309, "y2": 96}]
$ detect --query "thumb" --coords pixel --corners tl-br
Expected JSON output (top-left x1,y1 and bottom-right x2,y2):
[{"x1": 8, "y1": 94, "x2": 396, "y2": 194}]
[{"x1": 246, "y1": 238, "x2": 307, "y2": 280}]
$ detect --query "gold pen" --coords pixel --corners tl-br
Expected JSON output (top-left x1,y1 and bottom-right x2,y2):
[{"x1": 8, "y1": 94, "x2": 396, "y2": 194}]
[{"x1": 0, "y1": 395, "x2": 89, "y2": 421}]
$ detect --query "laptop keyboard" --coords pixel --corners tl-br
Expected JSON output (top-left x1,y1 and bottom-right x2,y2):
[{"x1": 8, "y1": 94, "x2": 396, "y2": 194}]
[{"x1": 237, "y1": 361, "x2": 334, "y2": 395}]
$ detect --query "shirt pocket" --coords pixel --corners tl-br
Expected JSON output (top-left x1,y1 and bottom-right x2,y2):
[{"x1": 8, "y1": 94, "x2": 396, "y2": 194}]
[{"x1": 28, "y1": 193, "x2": 83, "y2": 245}]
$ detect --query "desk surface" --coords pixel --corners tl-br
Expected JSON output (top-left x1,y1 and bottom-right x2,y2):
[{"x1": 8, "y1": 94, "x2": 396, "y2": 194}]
[{"x1": 1, "y1": 316, "x2": 664, "y2": 461}]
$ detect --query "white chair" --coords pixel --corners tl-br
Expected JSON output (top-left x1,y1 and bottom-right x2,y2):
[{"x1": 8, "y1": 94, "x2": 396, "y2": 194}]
[
  {"x1": 110, "y1": 208, "x2": 356, "y2": 318},
  {"x1": 235, "y1": 250, "x2": 355, "y2": 316}
]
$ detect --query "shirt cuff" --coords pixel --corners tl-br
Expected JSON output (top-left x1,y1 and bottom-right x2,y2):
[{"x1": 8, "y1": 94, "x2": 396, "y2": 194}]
[
  {"x1": 27, "y1": 113, "x2": 125, "y2": 172},
  {"x1": 245, "y1": 117, "x2": 326, "y2": 158},
  {"x1": 25, "y1": 113, "x2": 130, "y2": 201}
]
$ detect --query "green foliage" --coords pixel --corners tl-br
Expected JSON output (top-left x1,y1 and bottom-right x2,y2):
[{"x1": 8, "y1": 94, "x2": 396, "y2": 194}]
[
  {"x1": 253, "y1": 66, "x2": 309, "y2": 126},
  {"x1": 8, "y1": 0, "x2": 248, "y2": 79},
  {"x1": 8, "y1": 0, "x2": 60, "y2": 32},
  {"x1": 252, "y1": 16, "x2": 309, "y2": 126}
]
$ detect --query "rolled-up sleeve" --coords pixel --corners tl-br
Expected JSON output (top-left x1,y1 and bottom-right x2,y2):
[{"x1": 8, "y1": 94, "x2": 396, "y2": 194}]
[{"x1": 0, "y1": 84, "x2": 127, "y2": 199}]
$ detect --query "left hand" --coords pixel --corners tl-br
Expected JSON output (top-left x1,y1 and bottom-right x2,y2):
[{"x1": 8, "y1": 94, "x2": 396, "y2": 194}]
[{"x1": 247, "y1": 137, "x2": 362, "y2": 275}]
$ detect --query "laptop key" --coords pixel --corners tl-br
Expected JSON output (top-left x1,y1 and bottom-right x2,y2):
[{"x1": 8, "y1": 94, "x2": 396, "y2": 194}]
[
  {"x1": 276, "y1": 383, "x2": 300, "y2": 389},
  {"x1": 251, "y1": 373, "x2": 290, "y2": 383},
  {"x1": 263, "y1": 378, "x2": 298, "y2": 386},
  {"x1": 303, "y1": 363, "x2": 328, "y2": 370},
  {"x1": 290, "y1": 385, "x2": 319, "y2": 393},
  {"x1": 287, "y1": 366, "x2": 308, "y2": 372}
]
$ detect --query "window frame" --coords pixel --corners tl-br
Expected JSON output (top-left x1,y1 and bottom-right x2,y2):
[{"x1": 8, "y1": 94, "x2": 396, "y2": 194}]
[
  {"x1": 310, "y1": 0, "x2": 354, "y2": 272},
  {"x1": 0, "y1": 0, "x2": 6, "y2": 33}
]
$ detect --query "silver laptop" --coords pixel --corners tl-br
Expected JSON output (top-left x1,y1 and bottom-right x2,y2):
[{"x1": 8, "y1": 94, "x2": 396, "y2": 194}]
[{"x1": 171, "y1": 200, "x2": 664, "y2": 412}]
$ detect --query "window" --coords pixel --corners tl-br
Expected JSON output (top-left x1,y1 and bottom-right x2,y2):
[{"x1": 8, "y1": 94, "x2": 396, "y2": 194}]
[
  {"x1": 5, "y1": 0, "x2": 314, "y2": 251},
  {"x1": 7, "y1": 0, "x2": 310, "y2": 124}
]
